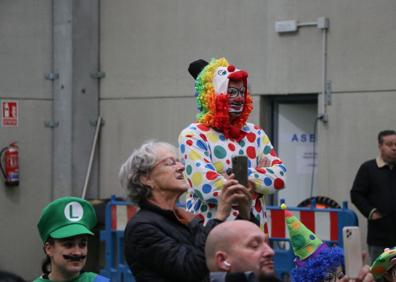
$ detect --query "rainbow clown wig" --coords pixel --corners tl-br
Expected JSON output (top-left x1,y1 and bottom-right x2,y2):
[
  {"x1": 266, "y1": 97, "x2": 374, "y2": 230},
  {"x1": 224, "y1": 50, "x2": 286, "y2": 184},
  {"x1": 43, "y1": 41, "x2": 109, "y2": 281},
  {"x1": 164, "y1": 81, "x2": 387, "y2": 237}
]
[
  {"x1": 188, "y1": 57, "x2": 253, "y2": 141},
  {"x1": 280, "y1": 204, "x2": 345, "y2": 282}
]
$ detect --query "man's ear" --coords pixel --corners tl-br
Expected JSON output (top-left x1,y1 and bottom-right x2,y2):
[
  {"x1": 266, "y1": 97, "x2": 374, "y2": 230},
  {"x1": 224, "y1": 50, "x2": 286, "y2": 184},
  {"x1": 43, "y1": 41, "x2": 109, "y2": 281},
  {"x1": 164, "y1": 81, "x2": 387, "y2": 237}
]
[{"x1": 215, "y1": 251, "x2": 231, "y2": 272}]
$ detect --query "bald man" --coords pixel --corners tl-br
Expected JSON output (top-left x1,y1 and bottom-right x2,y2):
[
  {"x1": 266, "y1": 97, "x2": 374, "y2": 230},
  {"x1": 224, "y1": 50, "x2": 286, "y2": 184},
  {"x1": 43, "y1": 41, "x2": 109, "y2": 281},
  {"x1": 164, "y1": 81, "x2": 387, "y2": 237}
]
[{"x1": 205, "y1": 220, "x2": 278, "y2": 281}]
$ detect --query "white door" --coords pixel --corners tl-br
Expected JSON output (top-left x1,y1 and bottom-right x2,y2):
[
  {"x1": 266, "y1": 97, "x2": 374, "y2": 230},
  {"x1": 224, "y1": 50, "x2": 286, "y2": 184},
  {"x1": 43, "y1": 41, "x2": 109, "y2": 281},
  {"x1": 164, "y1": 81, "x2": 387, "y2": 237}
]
[{"x1": 276, "y1": 103, "x2": 318, "y2": 206}]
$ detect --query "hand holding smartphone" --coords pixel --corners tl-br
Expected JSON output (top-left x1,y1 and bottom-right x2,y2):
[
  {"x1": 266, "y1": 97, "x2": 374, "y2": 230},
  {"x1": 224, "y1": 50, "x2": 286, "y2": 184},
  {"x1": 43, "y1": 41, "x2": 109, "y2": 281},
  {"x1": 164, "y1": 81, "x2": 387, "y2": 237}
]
[
  {"x1": 231, "y1": 156, "x2": 248, "y2": 187},
  {"x1": 342, "y1": 226, "x2": 363, "y2": 279}
]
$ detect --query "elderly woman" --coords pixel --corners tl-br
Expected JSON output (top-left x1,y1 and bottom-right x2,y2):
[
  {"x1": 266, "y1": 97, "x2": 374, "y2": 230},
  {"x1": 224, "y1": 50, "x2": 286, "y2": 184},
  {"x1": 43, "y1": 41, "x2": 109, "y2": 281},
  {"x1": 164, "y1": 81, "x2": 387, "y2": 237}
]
[{"x1": 119, "y1": 140, "x2": 252, "y2": 282}]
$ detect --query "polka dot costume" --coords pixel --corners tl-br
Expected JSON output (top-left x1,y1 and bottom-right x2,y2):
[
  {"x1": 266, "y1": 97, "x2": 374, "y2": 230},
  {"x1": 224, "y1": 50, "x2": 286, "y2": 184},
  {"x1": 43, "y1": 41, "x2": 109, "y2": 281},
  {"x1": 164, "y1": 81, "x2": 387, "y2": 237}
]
[{"x1": 178, "y1": 122, "x2": 287, "y2": 229}]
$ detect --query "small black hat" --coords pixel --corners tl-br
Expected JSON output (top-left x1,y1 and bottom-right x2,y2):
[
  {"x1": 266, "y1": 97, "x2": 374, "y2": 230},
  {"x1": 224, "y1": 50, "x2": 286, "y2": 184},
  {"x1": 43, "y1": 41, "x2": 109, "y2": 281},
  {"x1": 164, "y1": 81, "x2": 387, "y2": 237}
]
[{"x1": 188, "y1": 59, "x2": 209, "y2": 79}]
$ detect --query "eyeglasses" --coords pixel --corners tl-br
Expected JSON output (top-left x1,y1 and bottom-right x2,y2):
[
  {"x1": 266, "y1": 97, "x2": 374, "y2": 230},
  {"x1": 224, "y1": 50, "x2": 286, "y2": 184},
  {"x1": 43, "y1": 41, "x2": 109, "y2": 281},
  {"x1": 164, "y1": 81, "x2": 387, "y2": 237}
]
[
  {"x1": 323, "y1": 271, "x2": 344, "y2": 282},
  {"x1": 227, "y1": 87, "x2": 246, "y2": 98},
  {"x1": 152, "y1": 157, "x2": 181, "y2": 170}
]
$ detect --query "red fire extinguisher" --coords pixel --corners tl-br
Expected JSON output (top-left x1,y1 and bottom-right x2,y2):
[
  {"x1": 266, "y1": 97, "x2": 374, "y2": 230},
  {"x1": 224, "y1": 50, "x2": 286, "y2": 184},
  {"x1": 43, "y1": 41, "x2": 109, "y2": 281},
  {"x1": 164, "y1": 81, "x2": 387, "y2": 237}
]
[{"x1": 0, "y1": 142, "x2": 19, "y2": 186}]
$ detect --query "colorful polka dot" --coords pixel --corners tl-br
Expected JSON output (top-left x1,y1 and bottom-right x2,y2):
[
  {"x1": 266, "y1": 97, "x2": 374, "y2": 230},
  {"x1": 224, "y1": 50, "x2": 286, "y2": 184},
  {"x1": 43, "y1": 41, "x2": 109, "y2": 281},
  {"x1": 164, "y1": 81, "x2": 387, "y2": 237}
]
[
  {"x1": 207, "y1": 132, "x2": 219, "y2": 143},
  {"x1": 197, "y1": 124, "x2": 209, "y2": 131},
  {"x1": 274, "y1": 178, "x2": 285, "y2": 190},
  {"x1": 192, "y1": 173, "x2": 203, "y2": 186},
  {"x1": 200, "y1": 133, "x2": 208, "y2": 141},
  {"x1": 272, "y1": 159, "x2": 282, "y2": 165},
  {"x1": 214, "y1": 145, "x2": 227, "y2": 159},
  {"x1": 180, "y1": 144, "x2": 185, "y2": 153},
  {"x1": 255, "y1": 199, "x2": 262, "y2": 212},
  {"x1": 247, "y1": 132, "x2": 256, "y2": 142},
  {"x1": 206, "y1": 171, "x2": 218, "y2": 180},
  {"x1": 205, "y1": 164, "x2": 216, "y2": 171},
  {"x1": 186, "y1": 139, "x2": 193, "y2": 146},
  {"x1": 188, "y1": 150, "x2": 202, "y2": 161},
  {"x1": 239, "y1": 140, "x2": 245, "y2": 147},
  {"x1": 186, "y1": 165, "x2": 192, "y2": 175},
  {"x1": 264, "y1": 177, "x2": 272, "y2": 186},
  {"x1": 197, "y1": 140, "x2": 207, "y2": 150},
  {"x1": 214, "y1": 180, "x2": 224, "y2": 189},
  {"x1": 228, "y1": 143, "x2": 236, "y2": 151},
  {"x1": 194, "y1": 189, "x2": 204, "y2": 200},
  {"x1": 263, "y1": 145, "x2": 271, "y2": 154},
  {"x1": 246, "y1": 146, "x2": 256, "y2": 159},
  {"x1": 257, "y1": 167, "x2": 266, "y2": 174},
  {"x1": 194, "y1": 201, "x2": 201, "y2": 211},
  {"x1": 262, "y1": 135, "x2": 269, "y2": 144},
  {"x1": 208, "y1": 202, "x2": 217, "y2": 208},
  {"x1": 214, "y1": 161, "x2": 224, "y2": 171}
]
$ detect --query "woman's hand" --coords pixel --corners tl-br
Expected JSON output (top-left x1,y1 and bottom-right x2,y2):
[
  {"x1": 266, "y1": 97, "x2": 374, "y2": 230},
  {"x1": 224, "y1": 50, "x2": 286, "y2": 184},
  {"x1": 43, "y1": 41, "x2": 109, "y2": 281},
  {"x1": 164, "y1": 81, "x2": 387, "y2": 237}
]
[{"x1": 215, "y1": 179, "x2": 252, "y2": 221}]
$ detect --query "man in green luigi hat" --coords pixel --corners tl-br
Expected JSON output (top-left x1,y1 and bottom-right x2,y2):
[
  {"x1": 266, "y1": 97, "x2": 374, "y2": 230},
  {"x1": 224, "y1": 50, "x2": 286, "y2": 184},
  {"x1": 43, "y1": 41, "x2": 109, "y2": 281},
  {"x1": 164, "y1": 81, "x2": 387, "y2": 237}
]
[{"x1": 33, "y1": 196, "x2": 109, "y2": 282}]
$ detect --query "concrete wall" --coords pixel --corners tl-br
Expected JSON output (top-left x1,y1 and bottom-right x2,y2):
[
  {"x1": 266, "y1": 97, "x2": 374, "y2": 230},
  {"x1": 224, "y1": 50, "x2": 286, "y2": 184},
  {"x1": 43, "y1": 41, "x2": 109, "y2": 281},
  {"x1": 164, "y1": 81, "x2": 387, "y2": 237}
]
[
  {"x1": 0, "y1": 0, "x2": 52, "y2": 278},
  {"x1": 1, "y1": 0, "x2": 396, "y2": 279},
  {"x1": 100, "y1": 0, "x2": 396, "y2": 254}
]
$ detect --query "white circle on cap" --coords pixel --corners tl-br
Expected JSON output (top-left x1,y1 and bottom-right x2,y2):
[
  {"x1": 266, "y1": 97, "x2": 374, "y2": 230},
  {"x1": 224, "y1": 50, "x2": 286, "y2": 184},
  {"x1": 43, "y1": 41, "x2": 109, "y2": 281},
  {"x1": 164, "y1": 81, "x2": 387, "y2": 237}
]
[{"x1": 64, "y1": 202, "x2": 84, "y2": 222}]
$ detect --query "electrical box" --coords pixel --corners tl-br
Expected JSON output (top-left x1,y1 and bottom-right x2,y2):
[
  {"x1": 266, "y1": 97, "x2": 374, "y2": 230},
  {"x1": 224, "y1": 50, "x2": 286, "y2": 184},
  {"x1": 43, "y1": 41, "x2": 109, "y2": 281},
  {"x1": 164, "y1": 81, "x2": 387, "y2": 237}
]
[
  {"x1": 275, "y1": 20, "x2": 298, "y2": 33},
  {"x1": 317, "y1": 17, "x2": 329, "y2": 29}
]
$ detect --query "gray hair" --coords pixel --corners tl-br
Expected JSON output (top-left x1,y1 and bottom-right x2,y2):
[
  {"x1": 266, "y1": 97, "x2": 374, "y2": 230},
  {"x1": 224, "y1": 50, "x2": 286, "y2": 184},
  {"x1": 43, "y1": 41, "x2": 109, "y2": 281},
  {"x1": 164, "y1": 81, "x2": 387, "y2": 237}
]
[{"x1": 119, "y1": 140, "x2": 177, "y2": 203}]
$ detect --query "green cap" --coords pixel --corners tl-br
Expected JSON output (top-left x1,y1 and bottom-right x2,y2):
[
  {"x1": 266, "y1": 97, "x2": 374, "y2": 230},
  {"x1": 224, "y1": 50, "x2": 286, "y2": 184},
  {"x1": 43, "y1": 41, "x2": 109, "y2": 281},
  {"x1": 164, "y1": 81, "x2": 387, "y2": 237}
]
[
  {"x1": 38, "y1": 196, "x2": 97, "y2": 242},
  {"x1": 371, "y1": 247, "x2": 396, "y2": 279},
  {"x1": 281, "y1": 203, "x2": 323, "y2": 260}
]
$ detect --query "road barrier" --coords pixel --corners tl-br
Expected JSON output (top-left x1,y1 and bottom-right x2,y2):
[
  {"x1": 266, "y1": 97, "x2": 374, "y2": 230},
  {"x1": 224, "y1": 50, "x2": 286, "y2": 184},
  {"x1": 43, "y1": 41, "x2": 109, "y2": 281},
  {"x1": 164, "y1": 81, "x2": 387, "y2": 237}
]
[{"x1": 99, "y1": 196, "x2": 358, "y2": 281}]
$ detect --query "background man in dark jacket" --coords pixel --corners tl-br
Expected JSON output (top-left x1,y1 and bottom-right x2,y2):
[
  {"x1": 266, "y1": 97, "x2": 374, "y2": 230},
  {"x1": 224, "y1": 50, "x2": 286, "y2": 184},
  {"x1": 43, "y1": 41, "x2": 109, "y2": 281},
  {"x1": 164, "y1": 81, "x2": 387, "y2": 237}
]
[{"x1": 351, "y1": 130, "x2": 396, "y2": 262}]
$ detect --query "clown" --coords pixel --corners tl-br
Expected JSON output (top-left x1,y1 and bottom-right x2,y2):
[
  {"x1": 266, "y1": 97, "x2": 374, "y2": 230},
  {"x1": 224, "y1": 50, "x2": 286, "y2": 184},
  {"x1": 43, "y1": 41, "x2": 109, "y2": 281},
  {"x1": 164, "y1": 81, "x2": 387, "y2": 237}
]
[
  {"x1": 279, "y1": 204, "x2": 345, "y2": 282},
  {"x1": 178, "y1": 57, "x2": 287, "y2": 230},
  {"x1": 371, "y1": 247, "x2": 396, "y2": 281}
]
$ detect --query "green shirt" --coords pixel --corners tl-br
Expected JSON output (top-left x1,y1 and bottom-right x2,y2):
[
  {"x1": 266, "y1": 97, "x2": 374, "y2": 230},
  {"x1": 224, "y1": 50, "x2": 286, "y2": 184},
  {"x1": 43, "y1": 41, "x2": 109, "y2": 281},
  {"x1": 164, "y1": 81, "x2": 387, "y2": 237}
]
[{"x1": 32, "y1": 272, "x2": 108, "y2": 282}]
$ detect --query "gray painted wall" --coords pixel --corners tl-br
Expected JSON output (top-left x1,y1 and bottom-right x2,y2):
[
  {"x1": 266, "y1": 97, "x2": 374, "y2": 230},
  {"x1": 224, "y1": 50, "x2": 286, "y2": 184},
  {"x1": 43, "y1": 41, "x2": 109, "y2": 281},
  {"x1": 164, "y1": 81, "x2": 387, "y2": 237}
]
[
  {"x1": 1, "y1": 0, "x2": 396, "y2": 279},
  {"x1": 0, "y1": 0, "x2": 52, "y2": 278}
]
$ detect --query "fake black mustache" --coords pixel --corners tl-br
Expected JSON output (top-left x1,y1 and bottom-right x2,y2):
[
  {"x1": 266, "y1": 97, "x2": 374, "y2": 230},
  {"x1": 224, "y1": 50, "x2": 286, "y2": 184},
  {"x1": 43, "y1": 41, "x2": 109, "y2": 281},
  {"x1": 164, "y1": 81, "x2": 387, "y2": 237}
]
[{"x1": 63, "y1": 254, "x2": 86, "y2": 261}]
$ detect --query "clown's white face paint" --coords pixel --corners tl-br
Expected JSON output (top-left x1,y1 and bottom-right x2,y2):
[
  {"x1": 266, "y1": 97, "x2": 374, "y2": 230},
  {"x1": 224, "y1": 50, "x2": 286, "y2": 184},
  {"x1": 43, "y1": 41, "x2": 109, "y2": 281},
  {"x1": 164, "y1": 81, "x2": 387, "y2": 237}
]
[{"x1": 227, "y1": 80, "x2": 245, "y2": 117}]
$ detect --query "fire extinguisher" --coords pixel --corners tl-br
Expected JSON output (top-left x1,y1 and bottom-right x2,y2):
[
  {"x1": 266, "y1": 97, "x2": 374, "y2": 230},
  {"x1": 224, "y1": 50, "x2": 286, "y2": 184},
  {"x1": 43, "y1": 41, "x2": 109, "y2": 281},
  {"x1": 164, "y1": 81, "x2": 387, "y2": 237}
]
[{"x1": 0, "y1": 142, "x2": 19, "y2": 186}]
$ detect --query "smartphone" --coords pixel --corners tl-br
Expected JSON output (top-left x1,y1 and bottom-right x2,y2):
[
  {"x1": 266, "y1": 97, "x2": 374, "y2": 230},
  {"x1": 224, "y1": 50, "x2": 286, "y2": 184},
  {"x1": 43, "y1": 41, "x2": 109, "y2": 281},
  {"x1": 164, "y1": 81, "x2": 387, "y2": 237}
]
[
  {"x1": 342, "y1": 226, "x2": 363, "y2": 279},
  {"x1": 232, "y1": 156, "x2": 248, "y2": 187}
]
